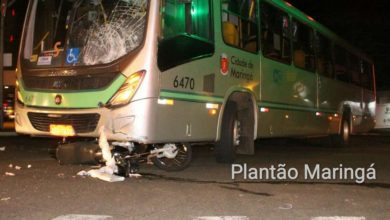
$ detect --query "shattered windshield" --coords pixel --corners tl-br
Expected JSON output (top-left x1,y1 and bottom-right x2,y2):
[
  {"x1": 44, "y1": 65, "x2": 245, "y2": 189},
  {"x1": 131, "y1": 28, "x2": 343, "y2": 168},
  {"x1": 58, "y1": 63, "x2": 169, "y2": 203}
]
[{"x1": 23, "y1": 0, "x2": 148, "y2": 67}]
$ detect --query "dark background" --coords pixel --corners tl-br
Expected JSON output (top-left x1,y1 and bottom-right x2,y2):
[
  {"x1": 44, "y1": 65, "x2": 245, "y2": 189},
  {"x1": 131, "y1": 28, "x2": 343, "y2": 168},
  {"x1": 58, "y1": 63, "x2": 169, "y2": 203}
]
[
  {"x1": 4, "y1": 0, "x2": 390, "y2": 90},
  {"x1": 2, "y1": 0, "x2": 27, "y2": 70},
  {"x1": 289, "y1": 0, "x2": 390, "y2": 91}
]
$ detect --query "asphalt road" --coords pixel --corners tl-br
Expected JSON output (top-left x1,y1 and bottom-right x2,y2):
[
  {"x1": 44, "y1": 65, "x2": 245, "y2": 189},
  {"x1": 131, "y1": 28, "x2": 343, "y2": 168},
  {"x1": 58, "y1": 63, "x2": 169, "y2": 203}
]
[{"x1": 0, "y1": 134, "x2": 389, "y2": 220}]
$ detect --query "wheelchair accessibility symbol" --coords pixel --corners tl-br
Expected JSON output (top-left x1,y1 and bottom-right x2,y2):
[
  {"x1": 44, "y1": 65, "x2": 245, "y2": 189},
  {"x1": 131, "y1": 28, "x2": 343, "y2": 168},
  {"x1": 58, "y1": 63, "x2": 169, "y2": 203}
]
[{"x1": 66, "y1": 48, "x2": 80, "y2": 64}]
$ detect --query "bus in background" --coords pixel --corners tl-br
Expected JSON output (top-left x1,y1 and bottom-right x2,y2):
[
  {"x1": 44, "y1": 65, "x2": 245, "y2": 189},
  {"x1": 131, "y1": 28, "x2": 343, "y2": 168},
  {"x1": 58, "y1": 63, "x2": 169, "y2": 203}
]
[
  {"x1": 15, "y1": 0, "x2": 375, "y2": 170},
  {"x1": 375, "y1": 91, "x2": 390, "y2": 130}
]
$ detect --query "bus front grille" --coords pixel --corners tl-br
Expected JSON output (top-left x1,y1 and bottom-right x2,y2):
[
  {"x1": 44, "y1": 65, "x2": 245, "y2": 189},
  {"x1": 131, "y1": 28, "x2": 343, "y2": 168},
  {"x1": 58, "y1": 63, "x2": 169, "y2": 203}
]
[
  {"x1": 23, "y1": 73, "x2": 118, "y2": 90},
  {"x1": 27, "y1": 113, "x2": 100, "y2": 133}
]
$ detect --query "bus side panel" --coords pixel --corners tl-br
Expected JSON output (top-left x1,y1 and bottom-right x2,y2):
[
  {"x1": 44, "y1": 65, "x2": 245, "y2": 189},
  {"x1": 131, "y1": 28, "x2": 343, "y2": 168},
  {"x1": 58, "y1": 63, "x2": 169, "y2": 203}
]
[
  {"x1": 154, "y1": 99, "x2": 219, "y2": 143},
  {"x1": 157, "y1": 45, "x2": 261, "y2": 142},
  {"x1": 375, "y1": 103, "x2": 390, "y2": 129},
  {"x1": 361, "y1": 88, "x2": 376, "y2": 131},
  {"x1": 157, "y1": 57, "x2": 220, "y2": 142},
  {"x1": 156, "y1": 0, "x2": 261, "y2": 143},
  {"x1": 318, "y1": 77, "x2": 364, "y2": 134},
  {"x1": 259, "y1": 57, "x2": 321, "y2": 137}
]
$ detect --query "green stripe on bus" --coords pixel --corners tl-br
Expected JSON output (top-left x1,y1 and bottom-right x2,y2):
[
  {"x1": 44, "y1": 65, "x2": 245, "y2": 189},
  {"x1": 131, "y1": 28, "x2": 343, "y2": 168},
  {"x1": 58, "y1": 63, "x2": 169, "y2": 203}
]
[
  {"x1": 20, "y1": 74, "x2": 127, "y2": 108},
  {"x1": 160, "y1": 90, "x2": 224, "y2": 103},
  {"x1": 160, "y1": 90, "x2": 337, "y2": 114},
  {"x1": 259, "y1": 101, "x2": 337, "y2": 114}
]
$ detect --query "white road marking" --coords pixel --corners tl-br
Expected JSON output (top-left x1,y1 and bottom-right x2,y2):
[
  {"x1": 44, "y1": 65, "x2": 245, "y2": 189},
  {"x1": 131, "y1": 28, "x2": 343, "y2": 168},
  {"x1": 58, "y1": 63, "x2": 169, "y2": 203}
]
[
  {"x1": 278, "y1": 203, "x2": 293, "y2": 209},
  {"x1": 195, "y1": 216, "x2": 249, "y2": 220},
  {"x1": 52, "y1": 214, "x2": 113, "y2": 220},
  {"x1": 312, "y1": 217, "x2": 366, "y2": 220}
]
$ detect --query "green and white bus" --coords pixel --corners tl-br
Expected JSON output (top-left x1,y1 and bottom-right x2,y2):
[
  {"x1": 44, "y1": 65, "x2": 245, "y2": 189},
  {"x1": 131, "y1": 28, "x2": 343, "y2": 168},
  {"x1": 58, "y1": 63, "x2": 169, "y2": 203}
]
[{"x1": 15, "y1": 0, "x2": 376, "y2": 166}]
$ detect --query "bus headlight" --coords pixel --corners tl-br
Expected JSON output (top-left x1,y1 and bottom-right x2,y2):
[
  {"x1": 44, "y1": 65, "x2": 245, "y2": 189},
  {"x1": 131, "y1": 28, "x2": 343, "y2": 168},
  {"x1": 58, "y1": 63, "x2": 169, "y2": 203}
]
[
  {"x1": 16, "y1": 80, "x2": 24, "y2": 104},
  {"x1": 107, "y1": 70, "x2": 145, "y2": 107}
]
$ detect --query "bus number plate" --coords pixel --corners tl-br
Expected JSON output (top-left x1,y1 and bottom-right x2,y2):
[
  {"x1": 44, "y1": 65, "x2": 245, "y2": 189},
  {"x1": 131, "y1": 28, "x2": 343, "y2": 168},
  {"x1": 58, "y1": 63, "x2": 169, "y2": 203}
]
[{"x1": 49, "y1": 124, "x2": 75, "y2": 137}]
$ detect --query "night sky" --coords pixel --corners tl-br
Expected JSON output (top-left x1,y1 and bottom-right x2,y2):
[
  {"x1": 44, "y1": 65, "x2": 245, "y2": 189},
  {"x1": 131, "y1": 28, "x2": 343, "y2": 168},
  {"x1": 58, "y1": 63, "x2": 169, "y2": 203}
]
[{"x1": 288, "y1": 0, "x2": 390, "y2": 91}]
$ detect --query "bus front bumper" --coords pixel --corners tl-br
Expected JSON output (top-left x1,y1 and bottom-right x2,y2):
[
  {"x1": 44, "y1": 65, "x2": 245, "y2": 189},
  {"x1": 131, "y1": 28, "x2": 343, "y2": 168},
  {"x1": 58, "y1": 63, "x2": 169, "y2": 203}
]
[{"x1": 14, "y1": 99, "x2": 155, "y2": 143}]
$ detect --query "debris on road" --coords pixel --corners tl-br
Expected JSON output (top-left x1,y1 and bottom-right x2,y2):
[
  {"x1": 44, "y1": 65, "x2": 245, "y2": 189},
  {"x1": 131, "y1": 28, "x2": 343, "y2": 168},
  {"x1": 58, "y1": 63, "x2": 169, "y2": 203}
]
[
  {"x1": 5, "y1": 172, "x2": 15, "y2": 176},
  {"x1": 77, "y1": 168, "x2": 125, "y2": 182},
  {"x1": 99, "y1": 126, "x2": 119, "y2": 174},
  {"x1": 52, "y1": 214, "x2": 113, "y2": 220},
  {"x1": 278, "y1": 203, "x2": 293, "y2": 210},
  {"x1": 27, "y1": 164, "x2": 32, "y2": 169},
  {"x1": 57, "y1": 173, "x2": 65, "y2": 178},
  {"x1": 77, "y1": 170, "x2": 89, "y2": 176},
  {"x1": 129, "y1": 173, "x2": 142, "y2": 178},
  {"x1": 88, "y1": 169, "x2": 125, "y2": 182},
  {"x1": 75, "y1": 128, "x2": 125, "y2": 182},
  {"x1": 1, "y1": 197, "x2": 11, "y2": 201},
  {"x1": 0, "y1": 146, "x2": 5, "y2": 151},
  {"x1": 15, "y1": 165, "x2": 21, "y2": 170},
  {"x1": 8, "y1": 164, "x2": 13, "y2": 168}
]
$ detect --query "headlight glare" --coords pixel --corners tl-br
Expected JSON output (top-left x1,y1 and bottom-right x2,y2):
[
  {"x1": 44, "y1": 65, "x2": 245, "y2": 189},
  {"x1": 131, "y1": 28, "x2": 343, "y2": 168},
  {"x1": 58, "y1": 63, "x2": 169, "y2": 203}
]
[
  {"x1": 107, "y1": 70, "x2": 145, "y2": 107},
  {"x1": 16, "y1": 80, "x2": 24, "y2": 104}
]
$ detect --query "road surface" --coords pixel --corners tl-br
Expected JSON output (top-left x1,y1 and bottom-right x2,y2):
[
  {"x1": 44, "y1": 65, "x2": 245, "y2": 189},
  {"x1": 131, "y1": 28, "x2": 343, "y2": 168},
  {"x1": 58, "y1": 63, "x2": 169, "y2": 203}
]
[{"x1": 0, "y1": 134, "x2": 389, "y2": 219}]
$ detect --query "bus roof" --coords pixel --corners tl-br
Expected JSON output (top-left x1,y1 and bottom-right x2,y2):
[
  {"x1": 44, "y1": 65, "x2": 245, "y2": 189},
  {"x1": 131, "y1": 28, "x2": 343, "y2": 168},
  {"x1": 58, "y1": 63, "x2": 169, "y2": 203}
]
[{"x1": 265, "y1": 0, "x2": 373, "y2": 63}]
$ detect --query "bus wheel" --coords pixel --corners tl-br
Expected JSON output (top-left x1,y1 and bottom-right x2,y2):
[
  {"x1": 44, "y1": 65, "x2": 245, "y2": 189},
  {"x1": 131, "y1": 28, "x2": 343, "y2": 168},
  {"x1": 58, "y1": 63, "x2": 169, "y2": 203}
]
[
  {"x1": 331, "y1": 117, "x2": 350, "y2": 147},
  {"x1": 152, "y1": 143, "x2": 192, "y2": 171},
  {"x1": 215, "y1": 103, "x2": 240, "y2": 163}
]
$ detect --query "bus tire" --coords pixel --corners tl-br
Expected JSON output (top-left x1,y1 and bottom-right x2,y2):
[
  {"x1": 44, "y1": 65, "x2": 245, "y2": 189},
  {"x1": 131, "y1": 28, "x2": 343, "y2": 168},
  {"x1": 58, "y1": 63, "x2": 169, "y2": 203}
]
[
  {"x1": 152, "y1": 143, "x2": 192, "y2": 171},
  {"x1": 215, "y1": 103, "x2": 239, "y2": 163},
  {"x1": 330, "y1": 115, "x2": 350, "y2": 147}
]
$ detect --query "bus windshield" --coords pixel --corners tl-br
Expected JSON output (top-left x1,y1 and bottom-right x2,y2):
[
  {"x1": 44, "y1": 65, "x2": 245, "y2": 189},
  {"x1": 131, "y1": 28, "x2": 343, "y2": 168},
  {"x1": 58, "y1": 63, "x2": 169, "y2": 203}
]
[{"x1": 23, "y1": 0, "x2": 148, "y2": 68}]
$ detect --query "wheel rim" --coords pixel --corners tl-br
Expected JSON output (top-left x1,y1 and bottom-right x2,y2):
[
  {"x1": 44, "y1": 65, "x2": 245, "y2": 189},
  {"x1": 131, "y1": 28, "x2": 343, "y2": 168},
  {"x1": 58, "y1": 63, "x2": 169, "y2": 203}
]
[
  {"x1": 156, "y1": 144, "x2": 190, "y2": 168},
  {"x1": 233, "y1": 119, "x2": 241, "y2": 146}
]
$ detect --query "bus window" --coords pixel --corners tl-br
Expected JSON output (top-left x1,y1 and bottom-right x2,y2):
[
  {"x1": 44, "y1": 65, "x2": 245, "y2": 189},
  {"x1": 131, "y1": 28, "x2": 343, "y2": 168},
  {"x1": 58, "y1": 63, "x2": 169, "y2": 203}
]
[
  {"x1": 162, "y1": 0, "x2": 212, "y2": 41},
  {"x1": 348, "y1": 53, "x2": 361, "y2": 86},
  {"x1": 315, "y1": 33, "x2": 333, "y2": 78},
  {"x1": 292, "y1": 20, "x2": 315, "y2": 72},
  {"x1": 32, "y1": 1, "x2": 71, "y2": 54},
  {"x1": 334, "y1": 45, "x2": 350, "y2": 83},
  {"x1": 260, "y1": 2, "x2": 291, "y2": 63},
  {"x1": 23, "y1": 0, "x2": 148, "y2": 67},
  {"x1": 158, "y1": 0, "x2": 214, "y2": 71},
  {"x1": 221, "y1": 0, "x2": 258, "y2": 52}
]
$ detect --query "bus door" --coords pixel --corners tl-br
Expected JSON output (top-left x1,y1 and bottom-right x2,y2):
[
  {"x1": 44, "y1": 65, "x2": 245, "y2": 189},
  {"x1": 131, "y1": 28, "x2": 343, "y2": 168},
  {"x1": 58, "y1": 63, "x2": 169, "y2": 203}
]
[{"x1": 219, "y1": 0, "x2": 260, "y2": 86}]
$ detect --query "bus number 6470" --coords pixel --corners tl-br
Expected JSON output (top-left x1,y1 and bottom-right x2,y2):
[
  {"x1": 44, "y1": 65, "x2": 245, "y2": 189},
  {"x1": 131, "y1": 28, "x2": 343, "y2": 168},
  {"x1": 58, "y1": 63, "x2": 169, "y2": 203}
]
[{"x1": 173, "y1": 75, "x2": 195, "y2": 90}]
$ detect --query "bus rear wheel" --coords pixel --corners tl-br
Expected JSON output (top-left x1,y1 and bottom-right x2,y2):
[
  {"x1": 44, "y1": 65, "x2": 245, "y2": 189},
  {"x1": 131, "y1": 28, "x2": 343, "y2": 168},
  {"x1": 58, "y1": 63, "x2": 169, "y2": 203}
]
[
  {"x1": 152, "y1": 143, "x2": 192, "y2": 171},
  {"x1": 330, "y1": 116, "x2": 350, "y2": 147},
  {"x1": 215, "y1": 103, "x2": 240, "y2": 163}
]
